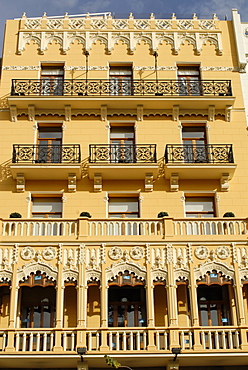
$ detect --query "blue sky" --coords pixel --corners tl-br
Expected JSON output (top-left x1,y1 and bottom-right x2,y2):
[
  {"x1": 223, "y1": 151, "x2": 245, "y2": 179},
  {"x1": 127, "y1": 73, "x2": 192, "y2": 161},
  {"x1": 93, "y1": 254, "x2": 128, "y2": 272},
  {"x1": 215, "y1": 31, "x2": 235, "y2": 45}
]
[{"x1": 1, "y1": 0, "x2": 248, "y2": 54}]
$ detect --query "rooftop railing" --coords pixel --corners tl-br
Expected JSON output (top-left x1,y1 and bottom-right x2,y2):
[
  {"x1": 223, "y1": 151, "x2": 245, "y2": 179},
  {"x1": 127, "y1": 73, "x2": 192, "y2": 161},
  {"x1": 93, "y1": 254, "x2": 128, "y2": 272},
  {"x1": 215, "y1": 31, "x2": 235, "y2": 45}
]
[{"x1": 11, "y1": 79, "x2": 232, "y2": 97}]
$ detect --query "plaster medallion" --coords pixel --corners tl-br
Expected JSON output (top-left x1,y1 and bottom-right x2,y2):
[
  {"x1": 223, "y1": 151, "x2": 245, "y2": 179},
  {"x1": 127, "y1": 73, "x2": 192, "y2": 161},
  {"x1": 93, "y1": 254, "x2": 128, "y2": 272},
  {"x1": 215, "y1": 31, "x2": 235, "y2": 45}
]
[
  {"x1": 195, "y1": 246, "x2": 209, "y2": 260},
  {"x1": 216, "y1": 246, "x2": 230, "y2": 260},
  {"x1": 42, "y1": 247, "x2": 56, "y2": 261},
  {"x1": 108, "y1": 246, "x2": 123, "y2": 260},
  {"x1": 21, "y1": 246, "x2": 35, "y2": 260},
  {"x1": 130, "y1": 246, "x2": 144, "y2": 260}
]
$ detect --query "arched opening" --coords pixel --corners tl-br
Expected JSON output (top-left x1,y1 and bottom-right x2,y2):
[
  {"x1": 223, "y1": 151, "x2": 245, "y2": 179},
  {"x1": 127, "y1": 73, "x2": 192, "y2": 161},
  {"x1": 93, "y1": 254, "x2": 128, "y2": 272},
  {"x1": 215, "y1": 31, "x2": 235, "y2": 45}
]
[
  {"x1": 64, "y1": 279, "x2": 77, "y2": 328},
  {"x1": 19, "y1": 271, "x2": 56, "y2": 328},
  {"x1": 153, "y1": 278, "x2": 168, "y2": 327},
  {"x1": 197, "y1": 270, "x2": 234, "y2": 326},
  {"x1": 108, "y1": 271, "x2": 146, "y2": 327},
  {"x1": 87, "y1": 279, "x2": 101, "y2": 328},
  {"x1": 0, "y1": 281, "x2": 10, "y2": 328},
  {"x1": 176, "y1": 278, "x2": 190, "y2": 327}
]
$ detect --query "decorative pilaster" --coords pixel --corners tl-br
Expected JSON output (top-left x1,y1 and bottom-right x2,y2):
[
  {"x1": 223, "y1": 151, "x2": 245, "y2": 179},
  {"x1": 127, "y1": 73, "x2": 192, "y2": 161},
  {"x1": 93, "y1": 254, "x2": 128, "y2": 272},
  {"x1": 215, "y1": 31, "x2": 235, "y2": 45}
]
[
  {"x1": 146, "y1": 244, "x2": 156, "y2": 350},
  {"x1": 77, "y1": 244, "x2": 87, "y2": 348},
  {"x1": 100, "y1": 244, "x2": 109, "y2": 351},
  {"x1": 53, "y1": 244, "x2": 64, "y2": 352}
]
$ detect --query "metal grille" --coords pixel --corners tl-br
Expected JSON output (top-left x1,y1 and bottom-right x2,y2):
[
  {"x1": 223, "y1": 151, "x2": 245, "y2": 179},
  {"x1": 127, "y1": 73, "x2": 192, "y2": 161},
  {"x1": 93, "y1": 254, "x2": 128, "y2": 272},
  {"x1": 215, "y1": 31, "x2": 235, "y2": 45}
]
[
  {"x1": 12, "y1": 145, "x2": 81, "y2": 163},
  {"x1": 11, "y1": 79, "x2": 232, "y2": 96},
  {"x1": 89, "y1": 144, "x2": 157, "y2": 163},
  {"x1": 165, "y1": 144, "x2": 234, "y2": 163}
]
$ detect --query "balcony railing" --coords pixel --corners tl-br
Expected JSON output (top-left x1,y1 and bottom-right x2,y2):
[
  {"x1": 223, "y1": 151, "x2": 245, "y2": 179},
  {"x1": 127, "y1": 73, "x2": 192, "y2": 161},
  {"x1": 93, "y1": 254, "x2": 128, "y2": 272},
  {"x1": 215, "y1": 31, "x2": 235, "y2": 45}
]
[
  {"x1": 12, "y1": 144, "x2": 81, "y2": 164},
  {"x1": 89, "y1": 144, "x2": 157, "y2": 163},
  {"x1": 11, "y1": 79, "x2": 233, "y2": 97},
  {"x1": 0, "y1": 327, "x2": 244, "y2": 353},
  {"x1": 165, "y1": 144, "x2": 234, "y2": 163},
  {"x1": 1, "y1": 217, "x2": 247, "y2": 238}
]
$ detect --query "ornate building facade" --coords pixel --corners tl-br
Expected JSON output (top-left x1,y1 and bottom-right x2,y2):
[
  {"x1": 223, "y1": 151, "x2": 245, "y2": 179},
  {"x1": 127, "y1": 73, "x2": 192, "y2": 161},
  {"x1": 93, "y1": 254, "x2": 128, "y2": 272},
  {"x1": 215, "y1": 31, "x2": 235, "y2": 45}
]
[{"x1": 0, "y1": 10, "x2": 247, "y2": 370}]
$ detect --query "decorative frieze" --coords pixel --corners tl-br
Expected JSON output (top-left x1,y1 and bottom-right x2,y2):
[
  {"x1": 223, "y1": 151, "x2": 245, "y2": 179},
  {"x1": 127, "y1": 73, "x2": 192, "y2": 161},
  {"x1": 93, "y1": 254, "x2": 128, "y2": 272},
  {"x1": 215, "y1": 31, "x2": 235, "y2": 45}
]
[{"x1": 17, "y1": 30, "x2": 223, "y2": 56}]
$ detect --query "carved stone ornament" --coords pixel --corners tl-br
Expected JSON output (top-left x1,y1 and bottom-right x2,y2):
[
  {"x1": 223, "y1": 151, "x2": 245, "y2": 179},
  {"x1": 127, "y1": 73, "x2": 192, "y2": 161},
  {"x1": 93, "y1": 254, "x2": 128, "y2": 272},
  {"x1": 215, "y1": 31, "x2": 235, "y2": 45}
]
[
  {"x1": 195, "y1": 246, "x2": 209, "y2": 260},
  {"x1": 130, "y1": 246, "x2": 144, "y2": 260},
  {"x1": 108, "y1": 246, "x2": 123, "y2": 260},
  {"x1": 216, "y1": 246, "x2": 230, "y2": 260},
  {"x1": 42, "y1": 247, "x2": 56, "y2": 261},
  {"x1": 21, "y1": 246, "x2": 35, "y2": 260}
]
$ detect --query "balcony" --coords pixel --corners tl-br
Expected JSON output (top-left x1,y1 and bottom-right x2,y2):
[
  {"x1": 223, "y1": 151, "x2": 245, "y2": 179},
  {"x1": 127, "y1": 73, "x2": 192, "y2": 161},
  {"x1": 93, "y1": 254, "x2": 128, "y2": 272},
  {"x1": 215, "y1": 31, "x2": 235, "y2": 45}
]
[
  {"x1": 1, "y1": 217, "x2": 247, "y2": 242},
  {"x1": 164, "y1": 144, "x2": 236, "y2": 182},
  {"x1": 0, "y1": 327, "x2": 247, "y2": 368},
  {"x1": 9, "y1": 79, "x2": 235, "y2": 111},
  {"x1": 88, "y1": 144, "x2": 158, "y2": 180},
  {"x1": 10, "y1": 144, "x2": 81, "y2": 180}
]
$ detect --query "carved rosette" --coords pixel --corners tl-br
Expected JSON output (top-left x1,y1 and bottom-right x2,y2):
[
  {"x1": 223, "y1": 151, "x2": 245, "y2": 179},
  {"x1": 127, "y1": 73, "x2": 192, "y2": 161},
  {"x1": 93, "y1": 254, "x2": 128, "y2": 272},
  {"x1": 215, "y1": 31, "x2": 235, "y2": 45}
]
[
  {"x1": 216, "y1": 246, "x2": 230, "y2": 260},
  {"x1": 130, "y1": 246, "x2": 144, "y2": 260},
  {"x1": 21, "y1": 246, "x2": 35, "y2": 260},
  {"x1": 108, "y1": 246, "x2": 123, "y2": 260},
  {"x1": 195, "y1": 246, "x2": 209, "y2": 260},
  {"x1": 42, "y1": 247, "x2": 56, "y2": 261}
]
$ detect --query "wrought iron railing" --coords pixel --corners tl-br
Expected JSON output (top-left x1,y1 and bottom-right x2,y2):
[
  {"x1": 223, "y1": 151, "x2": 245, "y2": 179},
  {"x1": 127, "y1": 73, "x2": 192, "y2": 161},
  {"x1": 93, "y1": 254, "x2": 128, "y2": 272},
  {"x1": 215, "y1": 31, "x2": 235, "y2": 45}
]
[
  {"x1": 89, "y1": 144, "x2": 157, "y2": 163},
  {"x1": 12, "y1": 144, "x2": 81, "y2": 163},
  {"x1": 11, "y1": 79, "x2": 232, "y2": 96},
  {"x1": 165, "y1": 144, "x2": 234, "y2": 163}
]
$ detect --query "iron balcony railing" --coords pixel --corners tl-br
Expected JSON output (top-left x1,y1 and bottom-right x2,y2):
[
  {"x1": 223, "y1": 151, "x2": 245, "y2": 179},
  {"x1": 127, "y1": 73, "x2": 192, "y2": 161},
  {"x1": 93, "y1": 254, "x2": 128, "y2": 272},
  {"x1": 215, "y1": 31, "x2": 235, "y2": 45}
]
[
  {"x1": 11, "y1": 79, "x2": 232, "y2": 97},
  {"x1": 12, "y1": 144, "x2": 81, "y2": 164},
  {"x1": 89, "y1": 144, "x2": 157, "y2": 163},
  {"x1": 165, "y1": 144, "x2": 234, "y2": 164}
]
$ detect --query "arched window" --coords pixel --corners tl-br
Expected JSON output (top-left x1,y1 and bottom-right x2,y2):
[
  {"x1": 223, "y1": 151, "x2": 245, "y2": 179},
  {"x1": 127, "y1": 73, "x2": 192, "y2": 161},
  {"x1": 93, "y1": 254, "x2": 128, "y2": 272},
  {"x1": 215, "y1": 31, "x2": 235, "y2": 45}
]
[
  {"x1": 197, "y1": 270, "x2": 232, "y2": 326},
  {"x1": 108, "y1": 271, "x2": 146, "y2": 327}
]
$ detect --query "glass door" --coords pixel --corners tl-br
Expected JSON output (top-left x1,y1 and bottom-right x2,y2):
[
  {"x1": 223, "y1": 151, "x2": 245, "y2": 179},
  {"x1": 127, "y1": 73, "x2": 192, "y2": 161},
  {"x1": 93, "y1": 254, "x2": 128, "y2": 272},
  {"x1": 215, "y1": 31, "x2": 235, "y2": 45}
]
[
  {"x1": 37, "y1": 126, "x2": 62, "y2": 163},
  {"x1": 110, "y1": 126, "x2": 135, "y2": 163},
  {"x1": 182, "y1": 126, "x2": 207, "y2": 163}
]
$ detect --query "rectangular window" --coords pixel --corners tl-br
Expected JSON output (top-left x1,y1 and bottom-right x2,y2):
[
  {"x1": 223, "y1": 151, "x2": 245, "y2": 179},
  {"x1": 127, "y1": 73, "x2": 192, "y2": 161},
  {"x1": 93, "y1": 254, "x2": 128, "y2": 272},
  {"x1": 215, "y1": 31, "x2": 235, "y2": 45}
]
[
  {"x1": 32, "y1": 196, "x2": 62, "y2": 236},
  {"x1": 109, "y1": 65, "x2": 132, "y2": 95},
  {"x1": 182, "y1": 125, "x2": 207, "y2": 163},
  {"x1": 110, "y1": 125, "x2": 135, "y2": 163},
  {"x1": 41, "y1": 65, "x2": 64, "y2": 95},
  {"x1": 108, "y1": 196, "x2": 139, "y2": 235},
  {"x1": 37, "y1": 124, "x2": 62, "y2": 163},
  {"x1": 177, "y1": 66, "x2": 201, "y2": 95},
  {"x1": 185, "y1": 197, "x2": 215, "y2": 218}
]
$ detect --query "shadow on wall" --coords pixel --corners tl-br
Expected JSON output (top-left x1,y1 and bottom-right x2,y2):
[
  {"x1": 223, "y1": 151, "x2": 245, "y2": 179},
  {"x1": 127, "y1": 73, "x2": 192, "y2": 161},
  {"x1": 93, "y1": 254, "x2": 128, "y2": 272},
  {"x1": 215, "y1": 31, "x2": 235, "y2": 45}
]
[{"x1": 0, "y1": 159, "x2": 12, "y2": 182}]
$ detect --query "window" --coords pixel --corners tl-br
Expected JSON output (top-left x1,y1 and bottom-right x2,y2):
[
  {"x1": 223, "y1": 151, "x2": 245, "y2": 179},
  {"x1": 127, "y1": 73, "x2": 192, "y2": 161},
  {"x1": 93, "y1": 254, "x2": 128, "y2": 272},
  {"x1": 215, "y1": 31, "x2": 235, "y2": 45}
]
[
  {"x1": 32, "y1": 197, "x2": 62, "y2": 219},
  {"x1": 108, "y1": 196, "x2": 139, "y2": 235},
  {"x1": 177, "y1": 66, "x2": 201, "y2": 95},
  {"x1": 182, "y1": 125, "x2": 207, "y2": 163},
  {"x1": 41, "y1": 65, "x2": 64, "y2": 95},
  {"x1": 108, "y1": 272, "x2": 146, "y2": 328},
  {"x1": 109, "y1": 65, "x2": 132, "y2": 95},
  {"x1": 108, "y1": 197, "x2": 139, "y2": 219},
  {"x1": 36, "y1": 124, "x2": 62, "y2": 163},
  {"x1": 110, "y1": 125, "x2": 135, "y2": 163},
  {"x1": 185, "y1": 196, "x2": 215, "y2": 218},
  {"x1": 197, "y1": 272, "x2": 232, "y2": 327},
  {"x1": 32, "y1": 196, "x2": 62, "y2": 235}
]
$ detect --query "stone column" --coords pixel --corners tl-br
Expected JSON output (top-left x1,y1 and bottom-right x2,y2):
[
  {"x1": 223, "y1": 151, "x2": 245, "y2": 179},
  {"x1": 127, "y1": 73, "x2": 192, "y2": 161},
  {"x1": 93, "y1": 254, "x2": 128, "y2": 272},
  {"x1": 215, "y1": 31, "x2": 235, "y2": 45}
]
[
  {"x1": 53, "y1": 245, "x2": 64, "y2": 352},
  {"x1": 77, "y1": 244, "x2": 87, "y2": 348},
  {"x1": 100, "y1": 245, "x2": 109, "y2": 351},
  {"x1": 146, "y1": 252, "x2": 156, "y2": 350}
]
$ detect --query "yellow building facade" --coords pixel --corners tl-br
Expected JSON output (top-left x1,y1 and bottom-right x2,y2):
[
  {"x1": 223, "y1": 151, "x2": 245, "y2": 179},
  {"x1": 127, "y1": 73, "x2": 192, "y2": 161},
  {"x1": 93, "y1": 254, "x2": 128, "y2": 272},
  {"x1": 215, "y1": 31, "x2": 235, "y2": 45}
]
[{"x1": 0, "y1": 11, "x2": 247, "y2": 370}]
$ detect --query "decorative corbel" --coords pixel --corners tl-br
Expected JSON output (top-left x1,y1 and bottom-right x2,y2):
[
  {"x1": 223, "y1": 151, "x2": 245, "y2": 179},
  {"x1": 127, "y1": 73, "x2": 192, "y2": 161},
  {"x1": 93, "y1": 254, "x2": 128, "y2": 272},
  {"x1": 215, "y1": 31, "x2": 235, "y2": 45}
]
[
  {"x1": 94, "y1": 173, "x2": 102, "y2": 192},
  {"x1": 28, "y1": 105, "x2": 35, "y2": 121},
  {"x1": 208, "y1": 105, "x2": 215, "y2": 122},
  {"x1": 145, "y1": 173, "x2": 153, "y2": 192},
  {"x1": 16, "y1": 173, "x2": 25, "y2": 193},
  {"x1": 221, "y1": 173, "x2": 230, "y2": 192},
  {"x1": 68, "y1": 173, "x2": 76, "y2": 192},
  {"x1": 64, "y1": 105, "x2": 71, "y2": 122},
  {"x1": 225, "y1": 105, "x2": 232, "y2": 122},
  {"x1": 170, "y1": 173, "x2": 179, "y2": 192},
  {"x1": 101, "y1": 105, "x2": 107, "y2": 121},
  {"x1": 173, "y1": 105, "x2": 179, "y2": 121},
  {"x1": 10, "y1": 105, "x2": 17, "y2": 122},
  {"x1": 137, "y1": 105, "x2": 143, "y2": 121}
]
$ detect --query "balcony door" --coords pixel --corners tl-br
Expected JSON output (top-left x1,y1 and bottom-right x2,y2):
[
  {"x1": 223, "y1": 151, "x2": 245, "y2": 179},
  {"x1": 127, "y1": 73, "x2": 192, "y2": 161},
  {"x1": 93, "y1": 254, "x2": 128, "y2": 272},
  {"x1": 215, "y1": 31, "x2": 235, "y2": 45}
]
[
  {"x1": 182, "y1": 126, "x2": 207, "y2": 163},
  {"x1": 109, "y1": 66, "x2": 132, "y2": 95},
  {"x1": 32, "y1": 197, "x2": 62, "y2": 235},
  {"x1": 41, "y1": 65, "x2": 64, "y2": 95},
  {"x1": 37, "y1": 125, "x2": 62, "y2": 163},
  {"x1": 177, "y1": 66, "x2": 201, "y2": 95},
  {"x1": 110, "y1": 126, "x2": 135, "y2": 163}
]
